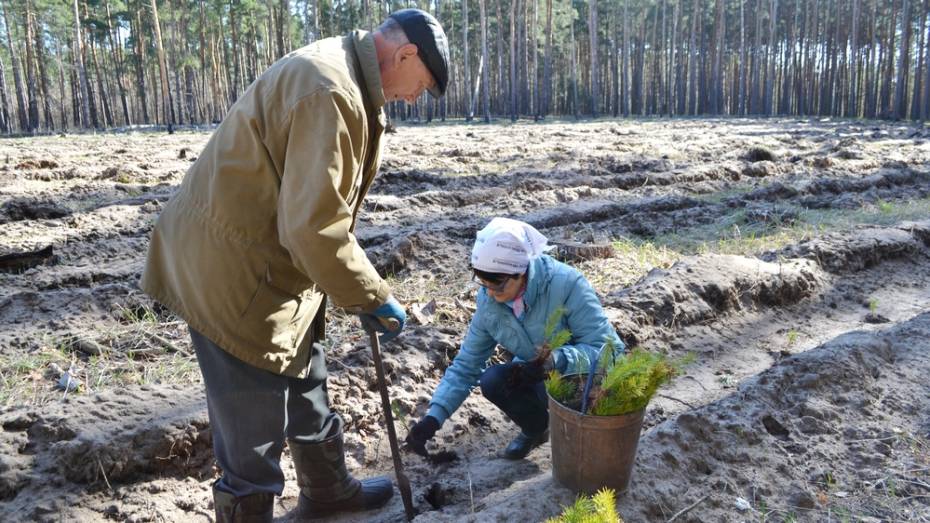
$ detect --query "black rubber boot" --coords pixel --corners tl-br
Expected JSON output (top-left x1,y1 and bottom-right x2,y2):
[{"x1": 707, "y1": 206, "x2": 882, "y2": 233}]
[
  {"x1": 212, "y1": 482, "x2": 274, "y2": 523},
  {"x1": 289, "y1": 429, "x2": 393, "y2": 520},
  {"x1": 503, "y1": 429, "x2": 549, "y2": 460}
]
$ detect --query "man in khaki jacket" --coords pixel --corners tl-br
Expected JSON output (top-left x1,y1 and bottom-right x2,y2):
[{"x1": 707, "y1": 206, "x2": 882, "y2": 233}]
[{"x1": 141, "y1": 9, "x2": 448, "y2": 522}]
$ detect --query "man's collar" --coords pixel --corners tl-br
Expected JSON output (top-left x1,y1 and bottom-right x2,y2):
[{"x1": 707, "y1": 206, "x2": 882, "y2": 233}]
[{"x1": 352, "y1": 30, "x2": 386, "y2": 110}]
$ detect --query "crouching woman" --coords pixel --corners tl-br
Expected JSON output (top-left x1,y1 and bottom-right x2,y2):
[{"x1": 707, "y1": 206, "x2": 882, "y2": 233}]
[{"x1": 406, "y1": 218, "x2": 624, "y2": 459}]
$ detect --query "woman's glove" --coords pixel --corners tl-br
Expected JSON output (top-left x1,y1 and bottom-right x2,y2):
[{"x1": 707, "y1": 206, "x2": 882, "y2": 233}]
[
  {"x1": 405, "y1": 416, "x2": 440, "y2": 457},
  {"x1": 507, "y1": 359, "x2": 549, "y2": 389}
]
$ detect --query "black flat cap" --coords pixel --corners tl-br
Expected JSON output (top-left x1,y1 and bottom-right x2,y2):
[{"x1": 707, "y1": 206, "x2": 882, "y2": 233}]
[{"x1": 389, "y1": 9, "x2": 449, "y2": 98}]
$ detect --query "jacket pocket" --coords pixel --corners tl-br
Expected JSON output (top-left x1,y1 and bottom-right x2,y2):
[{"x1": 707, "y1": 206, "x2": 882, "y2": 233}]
[{"x1": 238, "y1": 266, "x2": 305, "y2": 351}]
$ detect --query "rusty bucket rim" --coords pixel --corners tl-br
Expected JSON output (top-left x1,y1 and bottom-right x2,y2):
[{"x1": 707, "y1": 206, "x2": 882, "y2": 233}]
[
  {"x1": 545, "y1": 371, "x2": 647, "y2": 424},
  {"x1": 547, "y1": 394, "x2": 646, "y2": 428}
]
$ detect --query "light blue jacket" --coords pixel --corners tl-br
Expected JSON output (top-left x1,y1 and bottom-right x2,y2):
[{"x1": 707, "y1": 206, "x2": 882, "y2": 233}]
[{"x1": 427, "y1": 255, "x2": 624, "y2": 424}]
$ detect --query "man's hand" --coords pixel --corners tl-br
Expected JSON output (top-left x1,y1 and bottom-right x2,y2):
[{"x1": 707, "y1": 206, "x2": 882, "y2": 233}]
[
  {"x1": 405, "y1": 416, "x2": 440, "y2": 457},
  {"x1": 359, "y1": 296, "x2": 407, "y2": 343}
]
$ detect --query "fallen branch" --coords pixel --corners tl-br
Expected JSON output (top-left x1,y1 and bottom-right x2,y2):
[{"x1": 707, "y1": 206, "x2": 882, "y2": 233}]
[
  {"x1": 666, "y1": 494, "x2": 709, "y2": 522},
  {"x1": 656, "y1": 393, "x2": 698, "y2": 410},
  {"x1": 143, "y1": 330, "x2": 192, "y2": 356},
  {"x1": 97, "y1": 459, "x2": 113, "y2": 492}
]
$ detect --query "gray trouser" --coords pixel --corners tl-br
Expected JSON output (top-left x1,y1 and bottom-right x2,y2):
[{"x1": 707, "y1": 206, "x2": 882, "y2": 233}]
[{"x1": 191, "y1": 328, "x2": 339, "y2": 497}]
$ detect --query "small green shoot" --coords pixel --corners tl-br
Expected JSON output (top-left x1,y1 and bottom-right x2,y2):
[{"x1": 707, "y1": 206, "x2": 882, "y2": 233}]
[
  {"x1": 786, "y1": 330, "x2": 799, "y2": 347},
  {"x1": 868, "y1": 298, "x2": 878, "y2": 313},
  {"x1": 876, "y1": 199, "x2": 894, "y2": 214},
  {"x1": 544, "y1": 370, "x2": 577, "y2": 404},
  {"x1": 545, "y1": 488, "x2": 620, "y2": 523},
  {"x1": 391, "y1": 399, "x2": 408, "y2": 426}
]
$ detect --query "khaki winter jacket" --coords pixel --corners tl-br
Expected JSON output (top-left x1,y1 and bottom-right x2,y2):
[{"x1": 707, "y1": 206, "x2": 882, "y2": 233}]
[{"x1": 141, "y1": 31, "x2": 390, "y2": 377}]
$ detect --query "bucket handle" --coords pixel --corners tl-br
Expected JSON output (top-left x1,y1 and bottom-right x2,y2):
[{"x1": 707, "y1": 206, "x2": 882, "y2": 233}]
[{"x1": 580, "y1": 342, "x2": 609, "y2": 415}]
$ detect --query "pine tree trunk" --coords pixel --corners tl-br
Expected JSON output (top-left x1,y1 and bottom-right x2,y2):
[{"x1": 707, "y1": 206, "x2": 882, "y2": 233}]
[
  {"x1": 668, "y1": 0, "x2": 678, "y2": 116},
  {"x1": 72, "y1": 0, "x2": 93, "y2": 127},
  {"x1": 710, "y1": 0, "x2": 725, "y2": 114},
  {"x1": 510, "y1": 0, "x2": 517, "y2": 121},
  {"x1": 1, "y1": 1, "x2": 26, "y2": 132},
  {"x1": 589, "y1": 0, "x2": 599, "y2": 116},
  {"x1": 924, "y1": 0, "x2": 930, "y2": 119},
  {"x1": 765, "y1": 0, "x2": 778, "y2": 115},
  {"x1": 0, "y1": 42, "x2": 10, "y2": 133},
  {"x1": 495, "y1": 0, "x2": 505, "y2": 113},
  {"x1": 622, "y1": 0, "x2": 629, "y2": 116},
  {"x1": 848, "y1": 0, "x2": 860, "y2": 116},
  {"x1": 881, "y1": 0, "x2": 897, "y2": 117},
  {"x1": 543, "y1": 0, "x2": 552, "y2": 117},
  {"x1": 910, "y1": 0, "x2": 925, "y2": 120},
  {"x1": 520, "y1": 0, "x2": 528, "y2": 114},
  {"x1": 687, "y1": 0, "x2": 699, "y2": 114},
  {"x1": 531, "y1": 0, "x2": 538, "y2": 119},
  {"x1": 571, "y1": 22, "x2": 579, "y2": 119},
  {"x1": 133, "y1": 6, "x2": 149, "y2": 124},
  {"x1": 85, "y1": 0, "x2": 114, "y2": 128},
  {"x1": 105, "y1": 0, "x2": 131, "y2": 125},
  {"x1": 657, "y1": 0, "x2": 666, "y2": 114},
  {"x1": 463, "y1": 0, "x2": 471, "y2": 120},
  {"x1": 55, "y1": 38, "x2": 67, "y2": 129},
  {"x1": 276, "y1": 0, "x2": 288, "y2": 58},
  {"x1": 30, "y1": 9, "x2": 54, "y2": 130},
  {"x1": 150, "y1": 0, "x2": 174, "y2": 130},
  {"x1": 229, "y1": 0, "x2": 241, "y2": 103},
  {"x1": 209, "y1": 34, "x2": 223, "y2": 121},
  {"x1": 895, "y1": 0, "x2": 912, "y2": 118},
  {"x1": 611, "y1": 5, "x2": 619, "y2": 117},
  {"x1": 738, "y1": 0, "x2": 746, "y2": 114},
  {"x1": 1, "y1": 0, "x2": 28, "y2": 132},
  {"x1": 23, "y1": 1, "x2": 39, "y2": 132},
  {"x1": 69, "y1": 58, "x2": 80, "y2": 126},
  {"x1": 169, "y1": 0, "x2": 185, "y2": 124},
  {"x1": 480, "y1": 0, "x2": 491, "y2": 122},
  {"x1": 749, "y1": 0, "x2": 763, "y2": 113}
]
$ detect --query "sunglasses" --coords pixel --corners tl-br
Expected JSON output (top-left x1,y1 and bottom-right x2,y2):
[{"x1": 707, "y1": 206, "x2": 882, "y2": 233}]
[{"x1": 472, "y1": 274, "x2": 514, "y2": 292}]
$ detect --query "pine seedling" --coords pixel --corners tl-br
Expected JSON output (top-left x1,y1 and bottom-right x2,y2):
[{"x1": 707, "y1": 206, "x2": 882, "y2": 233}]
[
  {"x1": 543, "y1": 306, "x2": 568, "y2": 341},
  {"x1": 591, "y1": 488, "x2": 620, "y2": 521},
  {"x1": 596, "y1": 337, "x2": 619, "y2": 374},
  {"x1": 545, "y1": 370, "x2": 577, "y2": 404},
  {"x1": 545, "y1": 488, "x2": 622, "y2": 523},
  {"x1": 537, "y1": 307, "x2": 572, "y2": 363},
  {"x1": 590, "y1": 349, "x2": 676, "y2": 416}
]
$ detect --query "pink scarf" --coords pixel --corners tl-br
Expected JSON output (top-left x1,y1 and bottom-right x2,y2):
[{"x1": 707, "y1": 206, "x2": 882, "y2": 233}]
[{"x1": 509, "y1": 287, "x2": 527, "y2": 319}]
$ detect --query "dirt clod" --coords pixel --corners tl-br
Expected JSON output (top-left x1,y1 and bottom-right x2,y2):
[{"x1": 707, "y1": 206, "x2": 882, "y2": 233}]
[{"x1": 744, "y1": 146, "x2": 777, "y2": 162}]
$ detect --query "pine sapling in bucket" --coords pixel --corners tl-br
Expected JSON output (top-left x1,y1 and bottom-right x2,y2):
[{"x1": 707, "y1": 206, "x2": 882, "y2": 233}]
[
  {"x1": 545, "y1": 338, "x2": 693, "y2": 493},
  {"x1": 546, "y1": 339, "x2": 692, "y2": 416}
]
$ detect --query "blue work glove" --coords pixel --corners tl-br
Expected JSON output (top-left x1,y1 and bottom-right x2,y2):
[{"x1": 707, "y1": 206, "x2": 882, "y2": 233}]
[{"x1": 359, "y1": 296, "x2": 406, "y2": 344}]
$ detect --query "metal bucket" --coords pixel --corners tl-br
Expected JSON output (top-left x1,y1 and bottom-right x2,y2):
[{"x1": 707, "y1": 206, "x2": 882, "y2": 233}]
[{"x1": 548, "y1": 387, "x2": 645, "y2": 494}]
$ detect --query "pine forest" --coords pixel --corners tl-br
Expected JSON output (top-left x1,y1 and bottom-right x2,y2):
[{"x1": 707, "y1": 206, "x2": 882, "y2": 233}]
[{"x1": 0, "y1": 0, "x2": 928, "y2": 131}]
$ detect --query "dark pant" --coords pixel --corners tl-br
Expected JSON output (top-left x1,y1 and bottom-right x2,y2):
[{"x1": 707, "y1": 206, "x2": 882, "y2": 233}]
[
  {"x1": 190, "y1": 328, "x2": 338, "y2": 497},
  {"x1": 479, "y1": 362, "x2": 549, "y2": 436}
]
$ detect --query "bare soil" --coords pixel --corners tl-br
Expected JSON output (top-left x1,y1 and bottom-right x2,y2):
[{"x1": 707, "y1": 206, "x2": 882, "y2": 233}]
[{"x1": 1, "y1": 118, "x2": 929, "y2": 522}]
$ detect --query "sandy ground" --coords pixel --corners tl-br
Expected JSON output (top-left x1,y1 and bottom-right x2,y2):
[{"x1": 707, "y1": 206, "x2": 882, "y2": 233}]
[{"x1": 1, "y1": 117, "x2": 929, "y2": 522}]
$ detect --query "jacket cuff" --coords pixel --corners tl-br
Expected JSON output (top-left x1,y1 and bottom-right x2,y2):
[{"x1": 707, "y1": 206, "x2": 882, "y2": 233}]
[
  {"x1": 349, "y1": 279, "x2": 392, "y2": 313},
  {"x1": 427, "y1": 404, "x2": 451, "y2": 425},
  {"x1": 367, "y1": 279, "x2": 392, "y2": 312},
  {"x1": 552, "y1": 349, "x2": 568, "y2": 373}
]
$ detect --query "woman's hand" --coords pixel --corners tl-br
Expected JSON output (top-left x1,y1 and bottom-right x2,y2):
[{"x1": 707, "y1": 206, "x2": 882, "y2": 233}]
[
  {"x1": 405, "y1": 416, "x2": 440, "y2": 456},
  {"x1": 507, "y1": 360, "x2": 549, "y2": 388}
]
